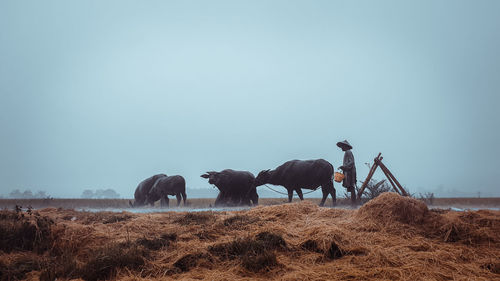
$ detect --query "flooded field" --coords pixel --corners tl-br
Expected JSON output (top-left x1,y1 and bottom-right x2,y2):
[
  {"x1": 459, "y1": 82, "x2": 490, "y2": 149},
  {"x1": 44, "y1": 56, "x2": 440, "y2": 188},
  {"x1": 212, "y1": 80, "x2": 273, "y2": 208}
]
[{"x1": 1, "y1": 193, "x2": 499, "y2": 280}]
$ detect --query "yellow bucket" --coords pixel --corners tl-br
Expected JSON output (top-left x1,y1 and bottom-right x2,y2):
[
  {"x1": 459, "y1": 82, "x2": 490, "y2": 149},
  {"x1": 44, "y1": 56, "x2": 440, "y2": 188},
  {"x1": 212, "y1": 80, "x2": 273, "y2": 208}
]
[{"x1": 334, "y1": 172, "x2": 344, "y2": 183}]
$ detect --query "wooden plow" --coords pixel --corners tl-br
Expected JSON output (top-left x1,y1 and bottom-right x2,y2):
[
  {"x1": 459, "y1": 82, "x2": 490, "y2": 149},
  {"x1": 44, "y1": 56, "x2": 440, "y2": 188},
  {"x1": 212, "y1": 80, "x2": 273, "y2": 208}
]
[{"x1": 357, "y1": 153, "x2": 408, "y2": 200}]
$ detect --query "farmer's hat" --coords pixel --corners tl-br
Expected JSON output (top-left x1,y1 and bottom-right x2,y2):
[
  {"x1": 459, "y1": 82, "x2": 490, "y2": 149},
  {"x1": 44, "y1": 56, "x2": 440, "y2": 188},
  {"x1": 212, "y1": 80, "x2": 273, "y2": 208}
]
[{"x1": 336, "y1": 140, "x2": 353, "y2": 150}]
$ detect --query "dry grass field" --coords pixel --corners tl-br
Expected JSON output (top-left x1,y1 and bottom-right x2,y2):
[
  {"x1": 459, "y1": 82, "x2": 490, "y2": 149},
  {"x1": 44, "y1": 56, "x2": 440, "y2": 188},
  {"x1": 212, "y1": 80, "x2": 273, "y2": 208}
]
[{"x1": 1, "y1": 193, "x2": 499, "y2": 280}]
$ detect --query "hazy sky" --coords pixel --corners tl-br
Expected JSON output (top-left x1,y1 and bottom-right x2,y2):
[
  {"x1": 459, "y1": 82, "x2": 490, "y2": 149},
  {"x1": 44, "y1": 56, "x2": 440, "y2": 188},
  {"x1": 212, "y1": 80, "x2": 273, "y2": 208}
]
[{"x1": 1, "y1": 0, "x2": 499, "y2": 198}]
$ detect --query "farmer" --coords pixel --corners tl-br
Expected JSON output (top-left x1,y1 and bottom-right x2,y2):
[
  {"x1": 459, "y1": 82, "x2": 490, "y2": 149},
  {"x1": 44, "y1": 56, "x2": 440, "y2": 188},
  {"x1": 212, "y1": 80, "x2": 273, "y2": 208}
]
[{"x1": 337, "y1": 140, "x2": 357, "y2": 204}]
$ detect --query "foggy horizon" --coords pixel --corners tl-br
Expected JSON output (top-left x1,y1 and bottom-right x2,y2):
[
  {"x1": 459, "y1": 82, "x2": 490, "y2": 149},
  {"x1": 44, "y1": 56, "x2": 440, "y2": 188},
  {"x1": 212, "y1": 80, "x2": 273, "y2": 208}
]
[{"x1": 1, "y1": 1, "x2": 499, "y2": 199}]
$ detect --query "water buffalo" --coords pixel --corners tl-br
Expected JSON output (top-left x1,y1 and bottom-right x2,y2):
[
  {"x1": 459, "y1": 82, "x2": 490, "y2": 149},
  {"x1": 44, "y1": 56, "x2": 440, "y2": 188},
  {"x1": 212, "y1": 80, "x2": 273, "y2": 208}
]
[
  {"x1": 201, "y1": 169, "x2": 258, "y2": 207},
  {"x1": 255, "y1": 159, "x2": 336, "y2": 206},
  {"x1": 148, "y1": 175, "x2": 187, "y2": 207},
  {"x1": 129, "y1": 174, "x2": 167, "y2": 207}
]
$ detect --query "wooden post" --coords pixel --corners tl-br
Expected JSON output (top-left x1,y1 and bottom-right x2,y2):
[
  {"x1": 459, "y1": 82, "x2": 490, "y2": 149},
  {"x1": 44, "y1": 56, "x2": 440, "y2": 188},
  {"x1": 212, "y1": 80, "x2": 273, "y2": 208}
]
[
  {"x1": 357, "y1": 152, "x2": 409, "y2": 200},
  {"x1": 377, "y1": 161, "x2": 408, "y2": 196},
  {"x1": 378, "y1": 162, "x2": 401, "y2": 195},
  {"x1": 357, "y1": 153, "x2": 381, "y2": 200}
]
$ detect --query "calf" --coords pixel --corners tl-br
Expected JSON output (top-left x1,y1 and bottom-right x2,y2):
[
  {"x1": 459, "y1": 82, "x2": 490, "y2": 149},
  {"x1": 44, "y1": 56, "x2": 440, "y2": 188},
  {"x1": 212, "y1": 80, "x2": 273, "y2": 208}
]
[
  {"x1": 201, "y1": 169, "x2": 258, "y2": 207},
  {"x1": 148, "y1": 175, "x2": 187, "y2": 207},
  {"x1": 129, "y1": 174, "x2": 167, "y2": 207}
]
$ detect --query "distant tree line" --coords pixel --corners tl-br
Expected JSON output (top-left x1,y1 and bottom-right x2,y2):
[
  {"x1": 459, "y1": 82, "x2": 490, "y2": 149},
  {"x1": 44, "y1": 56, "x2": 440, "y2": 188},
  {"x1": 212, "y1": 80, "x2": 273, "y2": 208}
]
[
  {"x1": 7, "y1": 189, "x2": 51, "y2": 199},
  {"x1": 80, "y1": 189, "x2": 120, "y2": 199}
]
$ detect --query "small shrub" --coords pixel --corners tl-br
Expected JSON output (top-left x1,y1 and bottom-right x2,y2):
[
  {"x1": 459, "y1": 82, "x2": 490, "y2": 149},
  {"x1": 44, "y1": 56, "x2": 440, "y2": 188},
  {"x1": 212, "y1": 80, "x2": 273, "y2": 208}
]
[
  {"x1": 356, "y1": 179, "x2": 391, "y2": 201},
  {"x1": 419, "y1": 192, "x2": 435, "y2": 205}
]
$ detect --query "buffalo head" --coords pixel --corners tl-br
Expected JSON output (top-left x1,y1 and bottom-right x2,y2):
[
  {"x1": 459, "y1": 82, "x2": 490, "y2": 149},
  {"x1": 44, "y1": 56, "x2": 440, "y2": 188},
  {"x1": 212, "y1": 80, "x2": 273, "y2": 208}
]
[
  {"x1": 255, "y1": 169, "x2": 271, "y2": 186},
  {"x1": 200, "y1": 172, "x2": 218, "y2": 185}
]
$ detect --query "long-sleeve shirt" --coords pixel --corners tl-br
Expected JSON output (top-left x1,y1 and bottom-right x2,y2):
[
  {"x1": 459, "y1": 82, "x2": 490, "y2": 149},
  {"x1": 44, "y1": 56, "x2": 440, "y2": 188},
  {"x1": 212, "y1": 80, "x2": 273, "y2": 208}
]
[{"x1": 342, "y1": 150, "x2": 357, "y2": 188}]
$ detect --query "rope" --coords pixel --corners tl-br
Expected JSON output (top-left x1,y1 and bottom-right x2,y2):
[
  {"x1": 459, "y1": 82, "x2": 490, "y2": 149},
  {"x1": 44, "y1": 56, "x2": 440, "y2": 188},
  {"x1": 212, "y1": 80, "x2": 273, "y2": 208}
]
[
  {"x1": 211, "y1": 183, "x2": 320, "y2": 196},
  {"x1": 302, "y1": 188, "x2": 321, "y2": 195},
  {"x1": 262, "y1": 184, "x2": 289, "y2": 195},
  {"x1": 262, "y1": 184, "x2": 320, "y2": 195}
]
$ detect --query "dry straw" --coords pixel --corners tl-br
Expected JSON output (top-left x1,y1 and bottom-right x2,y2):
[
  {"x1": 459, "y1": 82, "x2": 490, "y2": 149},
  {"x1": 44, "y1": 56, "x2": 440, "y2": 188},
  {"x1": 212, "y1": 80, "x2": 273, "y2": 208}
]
[{"x1": 0, "y1": 192, "x2": 499, "y2": 280}]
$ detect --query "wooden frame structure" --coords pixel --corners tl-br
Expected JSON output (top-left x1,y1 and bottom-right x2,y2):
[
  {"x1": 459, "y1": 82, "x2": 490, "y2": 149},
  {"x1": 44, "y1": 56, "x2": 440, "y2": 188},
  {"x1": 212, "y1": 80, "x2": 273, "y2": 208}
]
[{"x1": 357, "y1": 153, "x2": 408, "y2": 200}]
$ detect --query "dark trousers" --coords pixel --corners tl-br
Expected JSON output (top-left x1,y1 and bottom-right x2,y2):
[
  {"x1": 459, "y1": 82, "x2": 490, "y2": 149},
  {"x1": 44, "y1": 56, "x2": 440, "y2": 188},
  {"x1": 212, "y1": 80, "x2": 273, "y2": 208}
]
[{"x1": 347, "y1": 186, "x2": 356, "y2": 204}]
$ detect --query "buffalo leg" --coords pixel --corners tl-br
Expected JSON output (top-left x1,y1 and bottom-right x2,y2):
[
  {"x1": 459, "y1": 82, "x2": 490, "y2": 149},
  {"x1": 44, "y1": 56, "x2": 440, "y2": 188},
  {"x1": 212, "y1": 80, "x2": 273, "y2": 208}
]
[
  {"x1": 238, "y1": 193, "x2": 245, "y2": 206},
  {"x1": 245, "y1": 187, "x2": 258, "y2": 206},
  {"x1": 176, "y1": 194, "x2": 182, "y2": 206},
  {"x1": 330, "y1": 188, "x2": 337, "y2": 206},
  {"x1": 181, "y1": 191, "x2": 187, "y2": 205},
  {"x1": 250, "y1": 189, "x2": 259, "y2": 206},
  {"x1": 320, "y1": 180, "x2": 336, "y2": 206},
  {"x1": 319, "y1": 188, "x2": 328, "y2": 206},
  {"x1": 296, "y1": 188, "x2": 304, "y2": 200},
  {"x1": 215, "y1": 192, "x2": 225, "y2": 207},
  {"x1": 324, "y1": 180, "x2": 336, "y2": 206},
  {"x1": 226, "y1": 193, "x2": 237, "y2": 206},
  {"x1": 160, "y1": 197, "x2": 169, "y2": 208},
  {"x1": 252, "y1": 196, "x2": 259, "y2": 206},
  {"x1": 287, "y1": 188, "x2": 293, "y2": 203}
]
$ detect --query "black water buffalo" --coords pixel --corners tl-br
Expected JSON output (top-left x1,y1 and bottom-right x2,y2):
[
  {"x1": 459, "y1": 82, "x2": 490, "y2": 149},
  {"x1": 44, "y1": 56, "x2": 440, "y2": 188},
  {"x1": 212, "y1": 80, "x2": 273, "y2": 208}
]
[
  {"x1": 148, "y1": 175, "x2": 187, "y2": 207},
  {"x1": 201, "y1": 169, "x2": 258, "y2": 207},
  {"x1": 129, "y1": 174, "x2": 167, "y2": 207},
  {"x1": 255, "y1": 159, "x2": 336, "y2": 206}
]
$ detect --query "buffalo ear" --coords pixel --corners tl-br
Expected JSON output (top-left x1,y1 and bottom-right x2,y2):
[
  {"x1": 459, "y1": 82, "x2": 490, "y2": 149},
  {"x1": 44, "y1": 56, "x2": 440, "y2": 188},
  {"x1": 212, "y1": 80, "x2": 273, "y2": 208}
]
[{"x1": 201, "y1": 173, "x2": 210, "y2": 179}]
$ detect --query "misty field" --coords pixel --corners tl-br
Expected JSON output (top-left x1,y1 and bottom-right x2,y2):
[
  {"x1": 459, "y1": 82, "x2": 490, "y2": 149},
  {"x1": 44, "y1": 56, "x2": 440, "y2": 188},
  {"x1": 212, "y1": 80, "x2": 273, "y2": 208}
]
[
  {"x1": 1, "y1": 197, "x2": 499, "y2": 210},
  {"x1": 1, "y1": 193, "x2": 499, "y2": 280}
]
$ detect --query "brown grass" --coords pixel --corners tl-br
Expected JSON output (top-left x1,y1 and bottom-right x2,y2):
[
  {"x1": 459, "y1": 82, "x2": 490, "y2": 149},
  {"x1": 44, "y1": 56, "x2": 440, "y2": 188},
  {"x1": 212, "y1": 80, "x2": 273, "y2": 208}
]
[{"x1": 0, "y1": 192, "x2": 499, "y2": 280}]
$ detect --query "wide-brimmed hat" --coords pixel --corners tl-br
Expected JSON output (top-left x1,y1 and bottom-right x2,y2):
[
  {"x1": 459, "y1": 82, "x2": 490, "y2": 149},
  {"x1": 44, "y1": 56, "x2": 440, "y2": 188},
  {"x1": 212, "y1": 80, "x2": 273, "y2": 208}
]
[{"x1": 336, "y1": 140, "x2": 353, "y2": 150}]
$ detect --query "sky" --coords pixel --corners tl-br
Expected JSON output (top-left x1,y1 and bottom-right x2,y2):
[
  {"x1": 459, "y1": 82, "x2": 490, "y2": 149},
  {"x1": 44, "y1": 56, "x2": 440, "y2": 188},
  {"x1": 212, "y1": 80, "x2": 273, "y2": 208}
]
[{"x1": 1, "y1": 0, "x2": 499, "y2": 198}]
